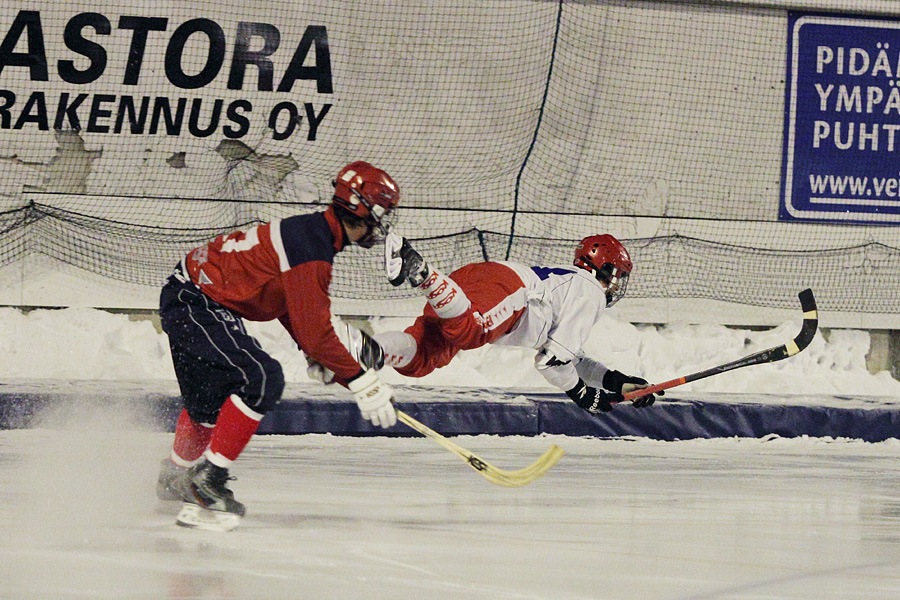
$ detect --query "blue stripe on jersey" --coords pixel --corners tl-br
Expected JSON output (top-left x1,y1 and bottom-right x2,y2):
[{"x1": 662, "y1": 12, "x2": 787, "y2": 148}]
[
  {"x1": 279, "y1": 213, "x2": 336, "y2": 269},
  {"x1": 531, "y1": 266, "x2": 576, "y2": 280}
]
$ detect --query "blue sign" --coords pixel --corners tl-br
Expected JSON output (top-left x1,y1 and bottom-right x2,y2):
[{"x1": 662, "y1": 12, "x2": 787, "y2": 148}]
[{"x1": 782, "y1": 12, "x2": 900, "y2": 224}]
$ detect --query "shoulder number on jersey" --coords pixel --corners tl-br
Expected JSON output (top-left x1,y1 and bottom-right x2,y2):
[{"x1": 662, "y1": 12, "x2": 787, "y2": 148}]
[{"x1": 221, "y1": 225, "x2": 261, "y2": 253}]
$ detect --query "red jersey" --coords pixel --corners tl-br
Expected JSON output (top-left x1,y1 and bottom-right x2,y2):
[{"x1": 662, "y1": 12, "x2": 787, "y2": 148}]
[{"x1": 183, "y1": 207, "x2": 362, "y2": 380}]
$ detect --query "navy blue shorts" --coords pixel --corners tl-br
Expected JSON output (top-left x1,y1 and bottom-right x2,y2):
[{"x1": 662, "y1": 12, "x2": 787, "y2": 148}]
[{"x1": 159, "y1": 264, "x2": 285, "y2": 424}]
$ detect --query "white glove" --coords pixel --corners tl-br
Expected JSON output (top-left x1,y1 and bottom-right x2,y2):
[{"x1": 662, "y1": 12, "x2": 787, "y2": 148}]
[
  {"x1": 384, "y1": 230, "x2": 404, "y2": 285},
  {"x1": 306, "y1": 356, "x2": 335, "y2": 384},
  {"x1": 348, "y1": 369, "x2": 397, "y2": 428}
]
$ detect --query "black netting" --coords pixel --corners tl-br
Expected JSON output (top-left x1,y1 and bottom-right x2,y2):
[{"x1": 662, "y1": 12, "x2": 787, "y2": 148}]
[{"x1": 0, "y1": 1, "x2": 898, "y2": 314}]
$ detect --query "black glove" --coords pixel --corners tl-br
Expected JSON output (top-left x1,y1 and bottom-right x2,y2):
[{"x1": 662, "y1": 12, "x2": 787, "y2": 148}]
[
  {"x1": 566, "y1": 379, "x2": 622, "y2": 414},
  {"x1": 602, "y1": 369, "x2": 662, "y2": 408}
]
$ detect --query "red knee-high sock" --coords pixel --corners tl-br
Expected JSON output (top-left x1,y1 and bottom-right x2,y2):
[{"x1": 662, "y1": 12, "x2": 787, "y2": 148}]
[
  {"x1": 204, "y1": 395, "x2": 263, "y2": 468},
  {"x1": 170, "y1": 409, "x2": 214, "y2": 466}
]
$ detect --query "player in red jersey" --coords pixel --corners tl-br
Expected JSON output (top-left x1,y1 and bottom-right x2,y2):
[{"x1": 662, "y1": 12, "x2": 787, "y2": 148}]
[{"x1": 156, "y1": 161, "x2": 400, "y2": 530}]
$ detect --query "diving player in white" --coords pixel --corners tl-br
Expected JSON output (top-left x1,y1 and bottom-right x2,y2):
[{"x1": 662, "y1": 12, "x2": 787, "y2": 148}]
[{"x1": 331, "y1": 233, "x2": 662, "y2": 413}]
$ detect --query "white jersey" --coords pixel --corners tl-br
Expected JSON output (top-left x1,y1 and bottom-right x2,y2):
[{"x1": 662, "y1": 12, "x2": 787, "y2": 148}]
[{"x1": 492, "y1": 261, "x2": 610, "y2": 392}]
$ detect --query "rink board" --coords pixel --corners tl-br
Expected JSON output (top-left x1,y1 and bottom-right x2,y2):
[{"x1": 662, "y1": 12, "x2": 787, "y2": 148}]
[{"x1": 1, "y1": 380, "x2": 898, "y2": 441}]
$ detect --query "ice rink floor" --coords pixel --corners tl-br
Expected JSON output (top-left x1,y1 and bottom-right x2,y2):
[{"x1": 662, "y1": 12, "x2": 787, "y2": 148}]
[{"x1": 2, "y1": 410, "x2": 900, "y2": 599}]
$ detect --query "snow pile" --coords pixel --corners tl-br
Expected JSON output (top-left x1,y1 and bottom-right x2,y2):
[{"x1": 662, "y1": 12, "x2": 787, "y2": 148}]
[{"x1": 2, "y1": 307, "x2": 898, "y2": 397}]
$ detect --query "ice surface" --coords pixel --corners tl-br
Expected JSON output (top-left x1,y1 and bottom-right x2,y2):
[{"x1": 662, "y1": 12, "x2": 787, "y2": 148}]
[{"x1": 1, "y1": 407, "x2": 900, "y2": 600}]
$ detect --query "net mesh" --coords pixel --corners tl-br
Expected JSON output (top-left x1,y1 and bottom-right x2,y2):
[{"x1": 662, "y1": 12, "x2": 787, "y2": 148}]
[{"x1": 1, "y1": 0, "x2": 898, "y2": 314}]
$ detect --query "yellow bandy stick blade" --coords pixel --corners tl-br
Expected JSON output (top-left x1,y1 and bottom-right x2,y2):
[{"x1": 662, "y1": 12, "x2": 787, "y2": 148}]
[{"x1": 396, "y1": 410, "x2": 563, "y2": 487}]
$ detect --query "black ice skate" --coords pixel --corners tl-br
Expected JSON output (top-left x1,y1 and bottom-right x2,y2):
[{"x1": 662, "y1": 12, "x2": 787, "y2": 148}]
[
  {"x1": 385, "y1": 231, "x2": 430, "y2": 287},
  {"x1": 156, "y1": 458, "x2": 191, "y2": 502},
  {"x1": 175, "y1": 459, "x2": 245, "y2": 532}
]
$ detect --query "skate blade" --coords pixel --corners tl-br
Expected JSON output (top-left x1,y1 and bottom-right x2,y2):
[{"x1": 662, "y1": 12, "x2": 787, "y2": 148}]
[{"x1": 175, "y1": 503, "x2": 241, "y2": 532}]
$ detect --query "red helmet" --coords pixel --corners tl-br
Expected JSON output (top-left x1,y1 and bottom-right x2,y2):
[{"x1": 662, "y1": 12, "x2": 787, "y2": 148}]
[
  {"x1": 574, "y1": 234, "x2": 632, "y2": 306},
  {"x1": 332, "y1": 161, "x2": 400, "y2": 224}
]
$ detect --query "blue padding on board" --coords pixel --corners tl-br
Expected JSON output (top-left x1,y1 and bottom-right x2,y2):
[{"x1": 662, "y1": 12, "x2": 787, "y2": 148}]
[
  {"x1": 0, "y1": 381, "x2": 898, "y2": 441},
  {"x1": 536, "y1": 398, "x2": 900, "y2": 442},
  {"x1": 0, "y1": 380, "x2": 182, "y2": 430},
  {"x1": 255, "y1": 399, "x2": 539, "y2": 436},
  {"x1": 254, "y1": 384, "x2": 540, "y2": 436}
]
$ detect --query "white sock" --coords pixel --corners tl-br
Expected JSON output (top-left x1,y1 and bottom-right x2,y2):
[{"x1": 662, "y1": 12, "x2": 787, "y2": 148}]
[
  {"x1": 417, "y1": 268, "x2": 470, "y2": 319},
  {"x1": 374, "y1": 331, "x2": 418, "y2": 369}
]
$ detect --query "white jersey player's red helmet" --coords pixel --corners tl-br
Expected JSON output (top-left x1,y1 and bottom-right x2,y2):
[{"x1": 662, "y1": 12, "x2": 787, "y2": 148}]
[
  {"x1": 574, "y1": 234, "x2": 632, "y2": 307},
  {"x1": 332, "y1": 161, "x2": 400, "y2": 223}
]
